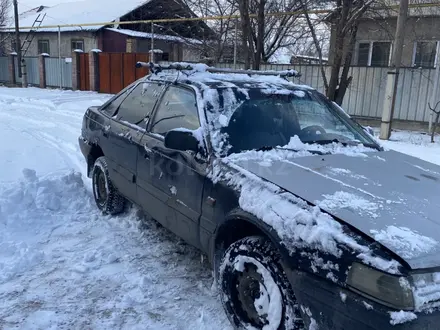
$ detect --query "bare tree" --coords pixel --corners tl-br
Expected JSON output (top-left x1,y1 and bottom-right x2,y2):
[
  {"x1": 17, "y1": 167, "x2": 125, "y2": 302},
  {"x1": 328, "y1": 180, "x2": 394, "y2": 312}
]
[
  {"x1": 238, "y1": 0, "x2": 313, "y2": 69},
  {"x1": 0, "y1": 0, "x2": 11, "y2": 55},
  {"x1": 180, "y1": 0, "x2": 238, "y2": 63},
  {"x1": 303, "y1": 0, "x2": 379, "y2": 105}
]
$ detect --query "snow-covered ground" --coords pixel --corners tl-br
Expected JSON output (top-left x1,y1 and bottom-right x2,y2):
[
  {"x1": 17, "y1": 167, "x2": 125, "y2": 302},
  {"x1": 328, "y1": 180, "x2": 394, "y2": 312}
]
[
  {"x1": 378, "y1": 129, "x2": 440, "y2": 166},
  {"x1": 1, "y1": 86, "x2": 439, "y2": 329},
  {"x1": 0, "y1": 87, "x2": 230, "y2": 330}
]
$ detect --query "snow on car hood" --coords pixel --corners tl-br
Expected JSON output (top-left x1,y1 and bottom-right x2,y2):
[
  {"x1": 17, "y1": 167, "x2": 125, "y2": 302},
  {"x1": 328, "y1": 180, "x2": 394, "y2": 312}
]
[{"x1": 231, "y1": 149, "x2": 440, "y2": 270}]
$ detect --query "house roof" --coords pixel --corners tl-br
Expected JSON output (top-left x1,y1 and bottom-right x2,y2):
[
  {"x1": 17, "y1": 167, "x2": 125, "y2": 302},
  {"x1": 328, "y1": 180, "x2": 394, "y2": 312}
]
[
  {"x1": 105, "y1": 28, "x2": 202, "y2": 45},
  {"x1": 8, "y1": 0, "x2": 151, "y2": 32}
]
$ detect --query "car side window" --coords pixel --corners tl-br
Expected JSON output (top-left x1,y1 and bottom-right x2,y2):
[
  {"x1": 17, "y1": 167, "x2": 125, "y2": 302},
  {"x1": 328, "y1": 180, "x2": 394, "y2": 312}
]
[
  {"x1": 150, "y1": 86, "x2": 200, "y2": 136},
  {"x1": 114, "y1": 82, "x2": 165, "y2": 127},
  {"x1": 100, "y1": 87, "x2": 132, "y2": 117}
]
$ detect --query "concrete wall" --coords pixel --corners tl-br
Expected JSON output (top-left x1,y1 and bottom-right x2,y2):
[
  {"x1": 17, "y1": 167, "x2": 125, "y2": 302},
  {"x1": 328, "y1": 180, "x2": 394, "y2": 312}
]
[
  {"x1": 3, "y1": 31, "x2": 98, "y2": 58},
  {"x1": 354, "y1": 16, "x2": 440, "y2": 67}
]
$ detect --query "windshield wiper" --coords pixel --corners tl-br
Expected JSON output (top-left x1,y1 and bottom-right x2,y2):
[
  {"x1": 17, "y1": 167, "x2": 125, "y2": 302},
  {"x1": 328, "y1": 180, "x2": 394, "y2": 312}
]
[
  {"x1": 255, "y1": 145, "x2": 328, "y2": 155},
  {"x1": 305, "y1": 139, "x2": 382, "y2": 151}
]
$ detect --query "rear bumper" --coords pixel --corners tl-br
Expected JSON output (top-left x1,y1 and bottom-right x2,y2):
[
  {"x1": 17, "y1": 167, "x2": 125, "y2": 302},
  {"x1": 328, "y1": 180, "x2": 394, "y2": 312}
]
[{"x1": 287, "y1": 270, "x2": 440, "y2": 330}]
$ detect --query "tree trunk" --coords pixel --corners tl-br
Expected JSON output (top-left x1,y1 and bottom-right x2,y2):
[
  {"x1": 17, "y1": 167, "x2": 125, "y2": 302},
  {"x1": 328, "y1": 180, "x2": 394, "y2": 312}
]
[
  {"x1": 253, "y1": 0, "x2": 265, "y2": 70},
  {"x1": 327, "y1": 38, "x2": 343, "y2": 101},
  {"x1": 327, "y1": 1, "x2": 352, "y2": 102},
  {"x1": 238, "y1": 0, "x2": 252, "y2": 69},
  {"x1": 335, "y1": 24, "x2": 358, "y2": 105}
]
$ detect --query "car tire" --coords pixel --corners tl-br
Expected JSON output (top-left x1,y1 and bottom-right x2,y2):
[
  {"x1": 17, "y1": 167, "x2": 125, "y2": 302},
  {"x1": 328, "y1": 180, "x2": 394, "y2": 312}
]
[
  {"x1": 92, "y1": 156, "x2": 126, "y2": 215},
  {"x1": 219, "y1": 236, "x2": 304, "y2": 330}
]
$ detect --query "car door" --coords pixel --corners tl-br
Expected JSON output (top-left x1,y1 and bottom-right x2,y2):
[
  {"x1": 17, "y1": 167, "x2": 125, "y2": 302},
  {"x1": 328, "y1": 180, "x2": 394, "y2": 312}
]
[
  {"x1": 102, "y1": 82, "x2": 157, "y2": 204},
  {"x1": 138, "y1": 85, "x2": 207, "y2": 249}
]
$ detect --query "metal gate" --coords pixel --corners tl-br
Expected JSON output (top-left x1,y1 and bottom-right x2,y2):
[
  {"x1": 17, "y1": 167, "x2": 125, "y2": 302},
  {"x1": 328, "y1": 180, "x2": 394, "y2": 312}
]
[
  {"x1": 98, "y1": 53, "x2": 149, "y2": 94},
  {"x1": 79, "y1": 53, "x2": 90, "y2": 91}
]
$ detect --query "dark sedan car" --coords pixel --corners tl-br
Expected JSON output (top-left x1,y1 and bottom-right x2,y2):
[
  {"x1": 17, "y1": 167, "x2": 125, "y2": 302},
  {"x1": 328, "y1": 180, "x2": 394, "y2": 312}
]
[{"x1": 79, "y1": 62, "x2": 440, "y2": 330}]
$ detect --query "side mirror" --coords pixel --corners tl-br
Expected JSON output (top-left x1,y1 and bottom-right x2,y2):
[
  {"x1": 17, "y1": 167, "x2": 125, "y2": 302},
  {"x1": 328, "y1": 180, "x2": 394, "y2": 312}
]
[{"x1": 164, "y1": 129, "x2": 201, "y2": 153}]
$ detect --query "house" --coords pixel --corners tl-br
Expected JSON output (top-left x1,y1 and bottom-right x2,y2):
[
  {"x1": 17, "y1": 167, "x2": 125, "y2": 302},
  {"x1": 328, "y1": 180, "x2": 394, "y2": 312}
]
[
  {"x1": 1, "y1": 0, "x2": 212, "y2": 61},
  {"x1": 328, "y1": 2, "x2": 440, "y2": 68}
]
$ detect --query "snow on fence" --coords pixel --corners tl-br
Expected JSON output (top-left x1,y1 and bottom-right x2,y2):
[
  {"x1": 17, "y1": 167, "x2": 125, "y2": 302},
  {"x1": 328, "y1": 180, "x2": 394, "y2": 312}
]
[{"x1": 174, "y1": 62, "x2": 439, "y2": 123}]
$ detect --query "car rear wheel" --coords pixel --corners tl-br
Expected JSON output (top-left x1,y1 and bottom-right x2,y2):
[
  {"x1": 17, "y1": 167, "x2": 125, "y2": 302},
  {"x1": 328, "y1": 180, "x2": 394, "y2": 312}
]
[
  {"x1": 92, "y1": 156, "x2": 125, "y2": 215},
  {"x1": 219, "y1": 236, "x2": 304, "y2": 330}
]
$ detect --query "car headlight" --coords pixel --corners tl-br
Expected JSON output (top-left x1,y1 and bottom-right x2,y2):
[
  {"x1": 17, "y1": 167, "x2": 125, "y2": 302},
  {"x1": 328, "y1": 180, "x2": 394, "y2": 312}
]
[{"x1": 347, "y1": 262, "x2": 414, "y2": 310}]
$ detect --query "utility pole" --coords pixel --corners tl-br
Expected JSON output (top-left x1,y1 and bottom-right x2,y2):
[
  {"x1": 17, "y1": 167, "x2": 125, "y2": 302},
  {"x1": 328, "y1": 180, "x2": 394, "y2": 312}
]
[
  {"x1": 379, "y1": 0, "x2": 409, "y2": 140},
  {"x1": 13, "y1": 0, "x2": 22, "y2": 78}
]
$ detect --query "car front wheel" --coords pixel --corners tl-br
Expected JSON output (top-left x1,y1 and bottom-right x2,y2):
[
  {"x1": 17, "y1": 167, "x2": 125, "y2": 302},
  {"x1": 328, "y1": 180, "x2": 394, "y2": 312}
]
[
  {"x1": 219, "y1": 236, "x2": 304, "y2": 330},
  {"x1": 92, "y1": 156, "x2": 125, "y2": 215}
]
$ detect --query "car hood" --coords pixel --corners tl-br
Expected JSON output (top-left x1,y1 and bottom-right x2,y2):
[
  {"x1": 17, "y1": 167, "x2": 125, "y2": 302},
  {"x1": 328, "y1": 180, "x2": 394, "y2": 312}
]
[{"x1": 232, "y1": 150, "x2": 440, "y2": 270}]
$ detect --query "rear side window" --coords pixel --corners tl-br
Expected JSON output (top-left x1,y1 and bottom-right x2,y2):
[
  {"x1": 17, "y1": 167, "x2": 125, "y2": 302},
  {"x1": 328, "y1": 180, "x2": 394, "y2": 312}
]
[
  {"x1": 114, "y1": 82, "x2": 165, "y2": 126},
  {"x1": 100, "y1": 87, "x2": 132, "y2": 117}
]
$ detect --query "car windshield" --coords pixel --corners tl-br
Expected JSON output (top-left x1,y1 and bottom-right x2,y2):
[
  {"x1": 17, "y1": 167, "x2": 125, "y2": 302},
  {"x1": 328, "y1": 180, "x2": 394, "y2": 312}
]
[{"x1": 219, "y1": 88, "x2": 379, "y2": 155}]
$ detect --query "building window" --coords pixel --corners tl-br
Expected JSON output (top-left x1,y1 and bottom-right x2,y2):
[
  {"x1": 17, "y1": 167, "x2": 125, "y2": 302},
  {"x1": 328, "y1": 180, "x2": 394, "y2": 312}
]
[
  {"x1": 357, "y1": 41, "x2": 392, "y2": 67},
  {"x1": 414, "y1": 41, "x2": 438, "y2": 68},
  {"x1": 357, "y1": 43, "x2": 370, "y2": 66},
  {"x1": 71, "y1": 39, "x2": 84, "y2": 51},
  {"x1": 38, "y1": 40, "x2": 50, "y2": 54},
  {"x1": 371, "y1": 42, "x2": 391, "y2": 67}
]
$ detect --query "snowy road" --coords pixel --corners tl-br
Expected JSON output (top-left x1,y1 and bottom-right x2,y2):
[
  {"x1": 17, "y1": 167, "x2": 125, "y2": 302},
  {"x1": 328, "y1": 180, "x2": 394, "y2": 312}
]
[
  {"x1": 1, "y1": 87, "x2": 439, "y2": 330},
  {"x1": 0, "y1": 88, "x2": 230, "y2": 330}
]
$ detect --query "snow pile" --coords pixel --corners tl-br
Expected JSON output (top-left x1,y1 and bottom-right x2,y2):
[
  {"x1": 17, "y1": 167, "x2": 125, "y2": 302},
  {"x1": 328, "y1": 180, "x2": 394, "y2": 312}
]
[
  {"x1": 370, "y1": 226, "x2": 438, "y2": 259},
  {"x1": 210, "y1": 160, "x2": 402, "y2": 275},
  {"x1": 317, "y1": 191, "x2": 380, "y2": 219},
  {"x1": 0, "y1": 169, "x2": 90, "y2": 283},
  {"x1": 389, "y1": 310, "x2": 417, "y2": 325},
  {"x1": 223, "y1": 137, "x2": 378, "y2": 169},
  {"x1": 0, "y1": 168, "x2": 230, "y2": 329},
  {"x1": 0, "y1": 240, "x2": 44, "y2": 284},
  {"x1": 285, "y1": 136, "x2": 375, "y2": 157},
  {"x1": 0, "y1": 169, "x2": 90, "y2": 221}
]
